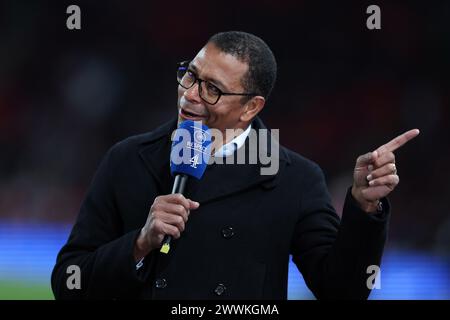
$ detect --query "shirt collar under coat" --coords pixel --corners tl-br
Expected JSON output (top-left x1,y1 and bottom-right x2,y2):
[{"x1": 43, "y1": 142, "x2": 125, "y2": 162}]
[{"x1": 137, "y1": 116, "x2": 290, "y2": 205}]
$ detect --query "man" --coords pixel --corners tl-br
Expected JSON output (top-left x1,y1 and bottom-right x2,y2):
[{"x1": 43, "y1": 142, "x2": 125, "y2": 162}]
[{"x1": 51, "y1": 31, "x2": 419, "y2": 299}]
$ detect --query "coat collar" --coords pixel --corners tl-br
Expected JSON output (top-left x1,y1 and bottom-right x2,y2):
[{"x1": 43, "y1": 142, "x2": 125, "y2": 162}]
[{"x1": 138, "y1": 117, "x2": 290, "y2": 204}]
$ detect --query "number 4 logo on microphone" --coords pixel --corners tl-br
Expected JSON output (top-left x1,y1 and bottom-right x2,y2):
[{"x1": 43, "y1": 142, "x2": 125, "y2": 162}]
[{"x1": 190, "y1": 154, "x2": 199, "y2": 168}]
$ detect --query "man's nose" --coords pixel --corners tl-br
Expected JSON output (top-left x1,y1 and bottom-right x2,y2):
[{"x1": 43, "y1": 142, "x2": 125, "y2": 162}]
[{"x1": 184, "y1": 81, "x2": 202, "y2": 103}]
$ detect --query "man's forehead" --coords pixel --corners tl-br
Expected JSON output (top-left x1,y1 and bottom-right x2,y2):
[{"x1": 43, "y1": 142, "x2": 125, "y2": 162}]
[{"x1": 191, "y1": 44, "x2": 248, "y2": 89}]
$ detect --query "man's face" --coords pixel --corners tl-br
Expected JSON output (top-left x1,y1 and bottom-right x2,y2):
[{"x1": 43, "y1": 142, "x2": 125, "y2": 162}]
[{"x1": 177, "y1": 43, "x2": 250, "y2": 135}]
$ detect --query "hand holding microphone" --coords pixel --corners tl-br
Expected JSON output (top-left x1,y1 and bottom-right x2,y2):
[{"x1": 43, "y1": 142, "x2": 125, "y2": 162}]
[
  {"x1": 134, "y1": 194, "x2": 199, "y2": 260},
  {"x1": 134, "y1": 120, "x2": 211, "y2": 260}
]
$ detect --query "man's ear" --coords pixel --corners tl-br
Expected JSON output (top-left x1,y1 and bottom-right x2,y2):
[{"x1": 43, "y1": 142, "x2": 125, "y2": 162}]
[{"x1": 240, "y1": 96, "x2": 266, "y2": 122}]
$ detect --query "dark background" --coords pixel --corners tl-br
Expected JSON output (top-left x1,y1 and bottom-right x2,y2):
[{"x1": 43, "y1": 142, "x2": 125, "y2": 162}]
[{"x1": 0, "y1": 0, "x2": 449, "y2": 279}]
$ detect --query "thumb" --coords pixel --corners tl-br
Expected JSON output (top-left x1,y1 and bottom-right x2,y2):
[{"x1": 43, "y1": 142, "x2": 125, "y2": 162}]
[
  {"x1": 188, "y1": 199, "x2": 200, "y2": 209},
  {"x1": 356, "y1": 150, "x2": 378, "y2": 167}
]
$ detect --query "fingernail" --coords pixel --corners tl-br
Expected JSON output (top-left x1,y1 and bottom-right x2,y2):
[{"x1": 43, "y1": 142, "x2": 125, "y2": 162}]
[
  {"x1": 366, "y1": 174, "x2": 372, "y2": 181},
  {"x1": 369, "y1": 180, "x2": 375, "y2": 186}
]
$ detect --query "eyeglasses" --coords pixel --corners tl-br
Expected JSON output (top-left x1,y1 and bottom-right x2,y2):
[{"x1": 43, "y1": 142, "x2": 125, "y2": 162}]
[{"x1": 176, "y1": 60, "x2": 258, "y2": 105}]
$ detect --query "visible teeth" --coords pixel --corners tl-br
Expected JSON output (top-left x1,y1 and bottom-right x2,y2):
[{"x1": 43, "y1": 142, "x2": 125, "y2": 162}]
[{"x1": 184, "y1": 110, "x2": 200, "y2": 117}]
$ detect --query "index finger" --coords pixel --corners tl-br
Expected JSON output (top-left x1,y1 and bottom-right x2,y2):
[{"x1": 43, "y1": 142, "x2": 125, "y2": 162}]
[
  {"x1": 165, "y1": 194, "x2": 191, "y2": 211},
  {"x1": 376, "y1": 129, "x2": 420, "y2": 155}
]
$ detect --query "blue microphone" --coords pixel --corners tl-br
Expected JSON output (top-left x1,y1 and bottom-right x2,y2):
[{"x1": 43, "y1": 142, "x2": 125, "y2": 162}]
[{"x1": 160, "y1": 120, "x2": 211, "y2": 254}]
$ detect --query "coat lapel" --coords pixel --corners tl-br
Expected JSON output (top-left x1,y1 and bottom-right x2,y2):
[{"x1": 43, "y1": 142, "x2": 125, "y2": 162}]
[
  {"x1": 138, "y1": 117, "x2": 290, "y2": 204},
  {"x1": 138, "y1": 118, "x2": 177, "y2": 194}
]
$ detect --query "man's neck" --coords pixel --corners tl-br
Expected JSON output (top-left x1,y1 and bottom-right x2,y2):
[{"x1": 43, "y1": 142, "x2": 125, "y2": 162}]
[{"x1": 213, "y1": 124, "x2": 252, "y2": 157}]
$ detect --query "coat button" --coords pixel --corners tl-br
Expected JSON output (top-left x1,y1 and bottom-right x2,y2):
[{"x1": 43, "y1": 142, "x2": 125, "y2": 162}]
[
  {"x1": 222, "y1": 227, "x2": 234, "y2": 239},
  {"x1": 214, "y1": 283, "x2": 226, "y2": 296},
  {"x1": 155, "y1": 278, "x2": 167, "y2": 289}
]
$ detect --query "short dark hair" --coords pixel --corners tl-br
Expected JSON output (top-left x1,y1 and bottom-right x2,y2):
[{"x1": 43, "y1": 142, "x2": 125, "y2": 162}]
[{"x1": 207, "y1": 31, "x2": 277, "y2": 101}]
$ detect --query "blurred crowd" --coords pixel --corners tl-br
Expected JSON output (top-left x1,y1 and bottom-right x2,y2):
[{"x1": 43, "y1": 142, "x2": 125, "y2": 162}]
[{"x1": 0, "y1": 1, "x2": 449, "y2": 254}]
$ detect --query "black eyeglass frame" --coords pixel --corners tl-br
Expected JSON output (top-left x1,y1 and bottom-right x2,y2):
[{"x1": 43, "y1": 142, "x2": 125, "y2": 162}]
[{"x1": 176, "y1": 60, "x2": 258, "y2": 105}]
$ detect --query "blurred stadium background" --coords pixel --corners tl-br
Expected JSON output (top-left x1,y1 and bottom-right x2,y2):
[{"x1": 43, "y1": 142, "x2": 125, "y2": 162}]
[{"x1": 0, "y1": 1, "x2": 449, "y2": 299}]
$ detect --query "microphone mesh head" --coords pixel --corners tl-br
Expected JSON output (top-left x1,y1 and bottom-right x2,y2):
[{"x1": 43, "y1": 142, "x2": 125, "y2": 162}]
[{"x1": 170, "y1": 120, "x2": 211, "y2": 179}]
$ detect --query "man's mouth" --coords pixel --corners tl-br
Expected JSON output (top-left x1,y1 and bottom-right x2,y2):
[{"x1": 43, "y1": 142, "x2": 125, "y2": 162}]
[{"x1": 179, "y1": 108, "x2": 206, "y2": 121}]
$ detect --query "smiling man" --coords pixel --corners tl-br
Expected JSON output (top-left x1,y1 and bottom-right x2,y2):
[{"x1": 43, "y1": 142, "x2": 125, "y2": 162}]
[
  {"x1": 176, "y1": 40, "x2": 266, "y2": 134},
  {"x1": 52, "y1": 31, "x2": 419, "y2": 300},
  {"x1": 176, "y1": 35, "x2": 274, "y2": 157}
]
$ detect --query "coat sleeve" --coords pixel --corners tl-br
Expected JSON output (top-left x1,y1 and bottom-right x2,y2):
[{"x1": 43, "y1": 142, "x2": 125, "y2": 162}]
[
  {"x1": 290, "y1": 163, "x2": 390, "y2": 300},
  {"x1": 51, "y1": 145, "x2": 153, "y2": 299}
]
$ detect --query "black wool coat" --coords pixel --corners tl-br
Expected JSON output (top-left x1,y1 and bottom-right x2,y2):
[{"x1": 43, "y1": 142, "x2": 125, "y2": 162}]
[{"x1": 51, "y1": 116, "x2": 390, "y2": 300}]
